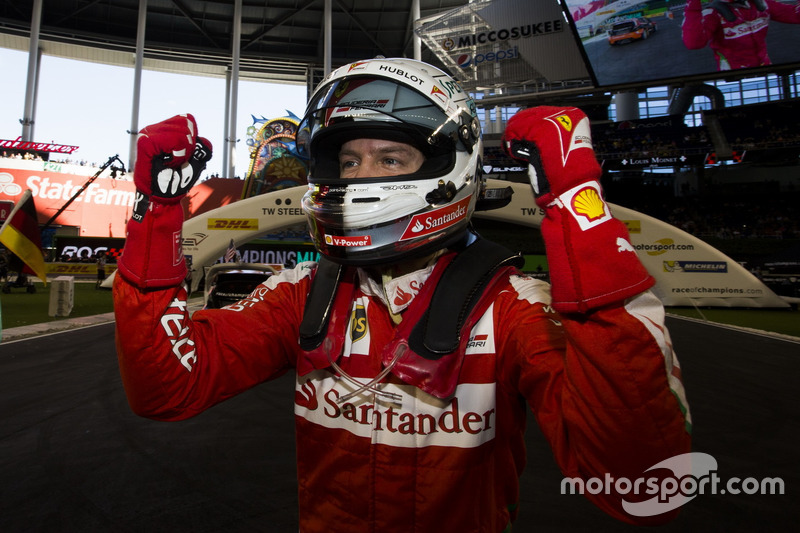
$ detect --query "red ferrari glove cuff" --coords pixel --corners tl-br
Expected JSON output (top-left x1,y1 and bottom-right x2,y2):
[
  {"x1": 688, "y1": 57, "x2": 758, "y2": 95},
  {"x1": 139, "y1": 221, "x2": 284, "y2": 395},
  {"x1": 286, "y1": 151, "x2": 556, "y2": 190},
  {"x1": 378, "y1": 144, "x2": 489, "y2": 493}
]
[
  {"x1": 502, "y1": 106, "x2": 653, "y2": 312},
  {"x1": 117, "y1": 200, "x2": 187, "y2": 289},
  {"x1": 540, "y1": 181, "x2": 654, "y2": 313},
  {"x1": 685, "y1": 0, "x2": 701, "y2": 11}
]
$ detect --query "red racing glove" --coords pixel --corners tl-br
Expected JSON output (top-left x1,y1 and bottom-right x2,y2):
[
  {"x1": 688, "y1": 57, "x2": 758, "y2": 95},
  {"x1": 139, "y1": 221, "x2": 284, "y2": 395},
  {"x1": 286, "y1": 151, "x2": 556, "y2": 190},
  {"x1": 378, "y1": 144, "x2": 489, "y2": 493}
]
[
  {"x1": 117, "y1": 114, "x2": 212, "y2": 289},
  {"x1": 503, "y1": 106, "x2": 653, "y2": 313}
]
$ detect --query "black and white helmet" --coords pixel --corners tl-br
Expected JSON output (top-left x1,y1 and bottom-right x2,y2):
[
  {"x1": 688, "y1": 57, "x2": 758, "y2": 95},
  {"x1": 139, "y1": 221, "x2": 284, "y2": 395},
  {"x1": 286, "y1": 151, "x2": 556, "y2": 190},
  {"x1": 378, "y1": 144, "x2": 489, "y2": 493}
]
[{"x1": 297, "y1": 57, "x2": 483, "y2": 266}]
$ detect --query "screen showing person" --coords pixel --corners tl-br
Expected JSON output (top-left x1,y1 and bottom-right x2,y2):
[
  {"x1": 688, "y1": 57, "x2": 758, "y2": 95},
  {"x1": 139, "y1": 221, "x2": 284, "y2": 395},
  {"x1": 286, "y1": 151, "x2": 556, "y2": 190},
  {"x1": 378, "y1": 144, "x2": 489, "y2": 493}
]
[{"x1": 565, "y1": 0, "x2": 800, "y2": 88}]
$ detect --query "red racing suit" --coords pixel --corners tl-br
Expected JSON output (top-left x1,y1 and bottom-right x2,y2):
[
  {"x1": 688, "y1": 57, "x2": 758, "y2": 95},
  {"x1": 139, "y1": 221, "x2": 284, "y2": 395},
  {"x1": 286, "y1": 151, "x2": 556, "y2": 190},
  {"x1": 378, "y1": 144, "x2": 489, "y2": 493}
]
[
  {"x1": 114, "y1": 248, "x2": 691, "y2": 532},
  {"x1": 682, "y1": 0, "x2": 800, "y2": 70}
]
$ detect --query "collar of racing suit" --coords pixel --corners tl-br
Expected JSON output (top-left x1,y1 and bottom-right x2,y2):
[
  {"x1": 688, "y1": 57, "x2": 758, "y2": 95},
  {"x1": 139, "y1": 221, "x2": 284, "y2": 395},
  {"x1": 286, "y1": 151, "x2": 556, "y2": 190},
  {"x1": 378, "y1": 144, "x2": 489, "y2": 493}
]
[
  {"x1": 297, "y1": 240, "x2": 522, "y2": 399},
  {"x1": 359, "y1": 252, "x2": 441, "y2": 317}
]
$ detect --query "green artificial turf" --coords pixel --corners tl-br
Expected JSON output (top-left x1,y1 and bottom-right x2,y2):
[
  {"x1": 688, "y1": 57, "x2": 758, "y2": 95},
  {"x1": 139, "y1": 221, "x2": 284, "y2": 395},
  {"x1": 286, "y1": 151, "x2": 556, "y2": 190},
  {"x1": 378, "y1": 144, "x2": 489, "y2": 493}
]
[
  {"x1": 1, "y1": 280, "x2": 114, "y2": 330},
  {"x1": 666, "y1": 306, "x2": 800, "y2": 338},
  {"x1": 2, "y1": 280, "x2": 798, "y2": 340}
]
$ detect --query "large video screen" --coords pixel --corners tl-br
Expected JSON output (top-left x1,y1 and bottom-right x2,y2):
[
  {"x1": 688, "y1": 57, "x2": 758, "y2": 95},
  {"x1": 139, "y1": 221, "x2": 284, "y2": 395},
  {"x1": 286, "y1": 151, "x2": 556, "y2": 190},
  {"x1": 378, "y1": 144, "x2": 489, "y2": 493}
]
[{"x1": 564, "y1": 0, "x2": 800, "y2": 89}]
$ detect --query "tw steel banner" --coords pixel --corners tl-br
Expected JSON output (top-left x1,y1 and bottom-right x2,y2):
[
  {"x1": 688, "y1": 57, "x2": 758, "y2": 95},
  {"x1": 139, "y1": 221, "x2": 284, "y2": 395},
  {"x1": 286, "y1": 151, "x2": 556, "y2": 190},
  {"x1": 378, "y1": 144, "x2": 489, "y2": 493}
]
[{"x1": 415, "y1": 0, "x2": 591, "y2": 90}]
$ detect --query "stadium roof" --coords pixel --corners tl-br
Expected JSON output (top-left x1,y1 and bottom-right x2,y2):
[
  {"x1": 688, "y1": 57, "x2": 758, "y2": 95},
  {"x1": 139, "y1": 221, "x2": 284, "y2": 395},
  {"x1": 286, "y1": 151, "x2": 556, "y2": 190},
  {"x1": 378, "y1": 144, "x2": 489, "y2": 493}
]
[{"x1": 0, "y1": 0, "x2": 469, "y2": 85}]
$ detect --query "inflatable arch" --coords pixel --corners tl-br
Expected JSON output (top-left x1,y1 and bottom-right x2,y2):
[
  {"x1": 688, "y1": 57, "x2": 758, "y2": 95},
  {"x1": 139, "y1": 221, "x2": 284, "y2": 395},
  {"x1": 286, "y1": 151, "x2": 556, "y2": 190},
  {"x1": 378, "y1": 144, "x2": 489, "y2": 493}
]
[{"x1": 169, "y1": 180, "x2": 787, "y2": 308}]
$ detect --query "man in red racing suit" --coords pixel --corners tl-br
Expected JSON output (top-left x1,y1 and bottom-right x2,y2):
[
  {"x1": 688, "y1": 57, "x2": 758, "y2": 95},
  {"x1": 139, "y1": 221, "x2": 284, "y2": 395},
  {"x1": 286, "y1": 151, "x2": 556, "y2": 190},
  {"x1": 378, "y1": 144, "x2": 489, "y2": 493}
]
[
  {"x1": 114, "y1": 58, "x2": 691, "y2": 532},
  {"x1": 682, "y1": 0, "x2": 800, "y2": 70}
]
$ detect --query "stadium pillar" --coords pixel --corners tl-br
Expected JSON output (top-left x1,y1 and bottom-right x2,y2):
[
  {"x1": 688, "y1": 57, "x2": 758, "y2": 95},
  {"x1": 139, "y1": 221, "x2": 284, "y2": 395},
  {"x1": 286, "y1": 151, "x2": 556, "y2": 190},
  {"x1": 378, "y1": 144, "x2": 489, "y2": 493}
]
[
  {"x1": 614, "y1": 91, "x2": 640, "y2": 121},
  {"x1": 781, "y1": 73, "x2": 792, "y2": 99},
  {"x1": 129, "y1": 0, "x2": 148, "y2": 172},
  {"x1": 227, "y1": 0, "x2": 242, "y2": 180},
  {"x1": 324, "y1": 0, "x2": 332, "y2": 75},
  {"x1": 412, "y1": 0, "x2": 421, "y2": 60},
  {"x1": 21, "y1": 0, "x2": 42, "y2": 142},
  {"x1": 223, "y1": 70, "x2": 231, "y2": 177},
  {"x1": 483, "y1": 91, "x2": 492, "y2": 133}
]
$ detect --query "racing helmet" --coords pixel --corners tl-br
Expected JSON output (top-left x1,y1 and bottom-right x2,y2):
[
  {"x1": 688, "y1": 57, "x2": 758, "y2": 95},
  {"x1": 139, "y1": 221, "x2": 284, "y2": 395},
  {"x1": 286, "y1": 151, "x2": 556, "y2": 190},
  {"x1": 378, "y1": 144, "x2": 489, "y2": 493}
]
[{"x1": 297, "y1": 57, "x2": 483, "y2": 266}]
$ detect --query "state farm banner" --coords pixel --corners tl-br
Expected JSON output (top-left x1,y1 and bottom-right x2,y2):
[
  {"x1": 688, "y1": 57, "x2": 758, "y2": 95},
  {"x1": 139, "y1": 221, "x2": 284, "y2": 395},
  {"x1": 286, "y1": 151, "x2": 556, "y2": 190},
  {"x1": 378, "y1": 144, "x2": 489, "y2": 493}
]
[
  {"x1": 0, "y1": 200, "x2": 13, "y2": 223},
  {"x1": 415, "y1": 0, "x2": 591, "y2": 90},
  {"x1": 0, "y1": 160, "x2": 136, "y2": 238}
]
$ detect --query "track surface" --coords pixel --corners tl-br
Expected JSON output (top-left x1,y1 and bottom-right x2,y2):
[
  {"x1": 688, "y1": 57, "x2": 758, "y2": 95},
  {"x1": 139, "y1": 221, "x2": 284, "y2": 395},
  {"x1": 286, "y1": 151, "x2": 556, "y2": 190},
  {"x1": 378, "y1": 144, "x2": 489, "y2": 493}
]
[{"x1": 1, "y1": 317, "x2": 797, "y2": 531}]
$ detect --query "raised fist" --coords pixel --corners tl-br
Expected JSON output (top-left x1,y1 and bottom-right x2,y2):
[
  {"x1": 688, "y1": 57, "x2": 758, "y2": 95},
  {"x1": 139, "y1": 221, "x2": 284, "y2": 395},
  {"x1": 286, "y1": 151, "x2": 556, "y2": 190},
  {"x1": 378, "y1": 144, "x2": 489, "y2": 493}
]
[
  {"x1": 502, "y1": 106, "x2": 652, "y2": 313},
  {"x1": 502, "y1": 106, "x2": 601, "y2": 205},
  {"x1": 119, "y1": 114, "x2": 212, "y2": 289},
  {"x1": 134, "y1": 114, "x2": 212, "y2": 204}
]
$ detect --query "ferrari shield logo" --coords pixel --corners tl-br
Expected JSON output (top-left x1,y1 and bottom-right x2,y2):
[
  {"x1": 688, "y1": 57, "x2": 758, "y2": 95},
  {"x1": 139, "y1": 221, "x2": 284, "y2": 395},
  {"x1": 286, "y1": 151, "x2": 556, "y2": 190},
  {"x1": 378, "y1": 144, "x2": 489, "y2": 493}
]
[
  {"x1": 556, "y1": 114, "x2": 572, "y2": 131},
  {"x1": 350, "y1": 304, "x2": 368, "y2": 342}
]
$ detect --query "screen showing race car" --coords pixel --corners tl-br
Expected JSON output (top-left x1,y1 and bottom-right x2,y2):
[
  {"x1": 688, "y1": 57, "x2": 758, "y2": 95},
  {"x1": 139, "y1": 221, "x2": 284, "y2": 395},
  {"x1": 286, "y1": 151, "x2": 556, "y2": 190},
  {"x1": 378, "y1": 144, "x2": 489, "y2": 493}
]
[{"x1": 564, "y1": 0, "x2": 800, "y2": 89}]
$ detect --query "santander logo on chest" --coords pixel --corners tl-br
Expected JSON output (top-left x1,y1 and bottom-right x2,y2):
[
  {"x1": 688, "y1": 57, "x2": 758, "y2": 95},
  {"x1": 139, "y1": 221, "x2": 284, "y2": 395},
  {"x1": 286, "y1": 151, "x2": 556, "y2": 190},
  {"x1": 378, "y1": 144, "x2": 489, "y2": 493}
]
[
  {"x1": 399, "y1": 195, "x2": 471, "y2": 241},
  {"x1": 294, "y1": 370, "x2": 497, "y2": 449}
]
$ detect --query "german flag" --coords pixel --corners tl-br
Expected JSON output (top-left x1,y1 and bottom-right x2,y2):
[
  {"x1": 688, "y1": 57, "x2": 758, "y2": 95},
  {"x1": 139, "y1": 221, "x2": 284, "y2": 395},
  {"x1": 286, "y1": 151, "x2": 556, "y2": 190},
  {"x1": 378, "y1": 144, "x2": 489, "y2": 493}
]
[{"x1": 0, "y1": 190, "x2": 46, "y2": 284}]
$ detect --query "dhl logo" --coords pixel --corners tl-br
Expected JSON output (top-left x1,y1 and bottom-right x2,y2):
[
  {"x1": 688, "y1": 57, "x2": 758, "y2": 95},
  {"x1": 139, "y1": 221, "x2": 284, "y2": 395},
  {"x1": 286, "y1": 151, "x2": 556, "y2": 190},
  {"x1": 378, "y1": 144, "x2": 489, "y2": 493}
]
[
  {"x1": 207, "y1": 218, "x2": 259, "y2": 230},
  {"x1": 46, "y1": 264, "x2": 119, "y2": 274},
  {"x1": 623, "y1": 220, "x2": 642, "y2": 234},
  {"x1": 46, "y1": 264, "x2": 95, "y2": 274}
]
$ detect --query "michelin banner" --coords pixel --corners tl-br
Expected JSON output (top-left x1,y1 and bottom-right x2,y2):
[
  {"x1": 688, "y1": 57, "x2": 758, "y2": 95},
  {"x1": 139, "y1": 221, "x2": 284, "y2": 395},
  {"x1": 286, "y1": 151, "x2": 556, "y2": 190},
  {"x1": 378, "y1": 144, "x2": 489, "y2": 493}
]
[
  {"x1": 477, "y1": 181, "x2": 788, "y2": 308},
  {"x1": 612, "y1": 205, "x2": 787, "y2": 307}
]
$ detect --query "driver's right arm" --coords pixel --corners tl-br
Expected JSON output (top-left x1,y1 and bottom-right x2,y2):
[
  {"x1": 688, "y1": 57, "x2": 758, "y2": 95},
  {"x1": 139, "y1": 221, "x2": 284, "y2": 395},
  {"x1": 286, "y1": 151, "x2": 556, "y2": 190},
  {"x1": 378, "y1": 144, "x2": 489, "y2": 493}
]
[{"x1": 112, "y1": 114, "x2": 305, "y2": 420}]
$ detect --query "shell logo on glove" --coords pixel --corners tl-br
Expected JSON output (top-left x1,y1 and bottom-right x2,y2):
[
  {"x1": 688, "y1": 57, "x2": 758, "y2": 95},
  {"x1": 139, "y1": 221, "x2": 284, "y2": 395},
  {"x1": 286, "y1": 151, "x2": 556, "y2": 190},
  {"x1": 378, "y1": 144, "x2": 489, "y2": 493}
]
[
  {"x1": 560, "y1": 182, "x2": 612, "y2": 231},
  {"x1": 572, "y1": 187, "x2": 605, "y2": 221}
]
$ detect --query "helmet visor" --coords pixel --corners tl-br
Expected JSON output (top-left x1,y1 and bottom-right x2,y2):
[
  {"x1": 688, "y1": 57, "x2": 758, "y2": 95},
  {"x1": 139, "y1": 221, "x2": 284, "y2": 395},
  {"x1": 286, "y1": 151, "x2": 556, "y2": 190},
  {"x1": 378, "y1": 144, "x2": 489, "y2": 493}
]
[{"x1": 297, "y1": 77, "x2": 467, "y2": 161}]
